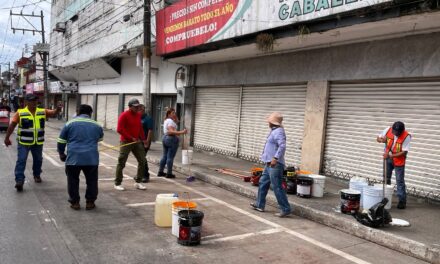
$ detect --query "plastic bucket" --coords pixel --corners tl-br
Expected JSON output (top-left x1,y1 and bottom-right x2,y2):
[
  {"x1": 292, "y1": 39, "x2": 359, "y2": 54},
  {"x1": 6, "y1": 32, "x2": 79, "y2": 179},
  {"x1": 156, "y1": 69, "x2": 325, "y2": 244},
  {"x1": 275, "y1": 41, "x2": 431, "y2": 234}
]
[
  {"x1": 172, "y1": 201, "x2": 197, "y2": 237},
  {"x1": 178, "y1": 210, "x2": 204, "y2": 246},
  {"x1": 154, "y1": 194, "x2": 179, "y2": 227},
  {"x1": 309, "y1": 174, "x2": 326, "y2": 198},
  {"x1": 362, "y1": 186, "x2": 384, "y2": 210},
  {"x1": 349, "y1": 179, "x2": 368, "y2": 208},
  {"x1": 297, "y1": 176, "x2": 313, "y2": 198},
  {"x1": 374, "y1": 184, "x2": 394, "y2": 210},
  {"x1": 182, "y1": 150, "x2": 192, "y2": 165},
  {"x1": 340, "y1": 189, "x2": 361, "y2": 214},
  {"x1": 286, "y1": 178, "x2": 297, "y2": 194}
]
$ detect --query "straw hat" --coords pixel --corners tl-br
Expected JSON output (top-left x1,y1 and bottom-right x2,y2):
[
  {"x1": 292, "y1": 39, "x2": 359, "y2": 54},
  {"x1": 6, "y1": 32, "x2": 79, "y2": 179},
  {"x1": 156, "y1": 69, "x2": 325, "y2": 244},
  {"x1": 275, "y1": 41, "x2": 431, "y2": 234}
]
[{"x1": 267, "y1": 112, "x2": 283, "y2": 126}]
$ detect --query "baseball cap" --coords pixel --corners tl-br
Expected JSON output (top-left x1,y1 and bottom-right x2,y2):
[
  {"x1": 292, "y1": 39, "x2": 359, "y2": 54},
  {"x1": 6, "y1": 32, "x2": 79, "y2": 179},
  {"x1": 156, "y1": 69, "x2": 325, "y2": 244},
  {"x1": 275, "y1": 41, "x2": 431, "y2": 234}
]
[
  {"x1": 24, "y1": 93, "x2": 37, "y2": 101},
  {"x1": 128, "y1": 98, "x2": 140, "y2": 107}
]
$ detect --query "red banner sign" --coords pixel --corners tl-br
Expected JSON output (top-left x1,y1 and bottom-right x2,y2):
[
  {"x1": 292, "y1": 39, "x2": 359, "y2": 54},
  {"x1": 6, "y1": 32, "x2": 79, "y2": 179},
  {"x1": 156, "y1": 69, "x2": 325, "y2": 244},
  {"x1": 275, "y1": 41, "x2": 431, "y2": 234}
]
[{"x1": 156, "y1": 0, "x2": 239, "y2": 55}]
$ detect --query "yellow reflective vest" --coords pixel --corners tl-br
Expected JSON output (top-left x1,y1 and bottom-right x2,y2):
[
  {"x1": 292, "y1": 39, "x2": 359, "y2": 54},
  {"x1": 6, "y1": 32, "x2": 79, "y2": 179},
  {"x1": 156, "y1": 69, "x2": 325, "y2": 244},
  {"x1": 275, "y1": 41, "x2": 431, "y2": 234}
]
[{"x1": 17, "y1": 107, "x2": 46, "y2": 145}]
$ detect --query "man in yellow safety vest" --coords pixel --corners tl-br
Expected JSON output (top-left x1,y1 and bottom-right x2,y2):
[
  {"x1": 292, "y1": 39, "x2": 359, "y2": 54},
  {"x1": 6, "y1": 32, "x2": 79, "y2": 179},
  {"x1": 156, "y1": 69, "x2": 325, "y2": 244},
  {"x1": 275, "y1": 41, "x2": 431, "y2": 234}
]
[{"x1": 4, "y1": 93, "x2": 60, "y2": 191}]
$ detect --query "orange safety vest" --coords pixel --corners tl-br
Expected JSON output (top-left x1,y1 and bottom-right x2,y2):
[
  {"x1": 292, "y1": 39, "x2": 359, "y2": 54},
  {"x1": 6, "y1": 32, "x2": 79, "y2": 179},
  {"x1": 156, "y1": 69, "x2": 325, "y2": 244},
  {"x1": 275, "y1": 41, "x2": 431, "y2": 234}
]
[{"x1": 385, "y1": 127, "x2": 411, "y2": 166}]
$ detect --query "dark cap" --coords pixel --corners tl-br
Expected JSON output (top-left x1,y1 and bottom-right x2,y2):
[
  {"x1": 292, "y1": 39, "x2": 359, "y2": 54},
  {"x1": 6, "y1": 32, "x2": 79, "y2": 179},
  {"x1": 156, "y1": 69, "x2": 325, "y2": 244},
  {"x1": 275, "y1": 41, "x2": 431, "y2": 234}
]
[
  {"x1": 128, "y1": 98, "x2": 140, "y2": 107},
  {"x1": 392, "y1": 121, "x2": 405, "y2": 135},
  {"x1": 24, "y1": 93, "x2": 37, "y2": 101}
]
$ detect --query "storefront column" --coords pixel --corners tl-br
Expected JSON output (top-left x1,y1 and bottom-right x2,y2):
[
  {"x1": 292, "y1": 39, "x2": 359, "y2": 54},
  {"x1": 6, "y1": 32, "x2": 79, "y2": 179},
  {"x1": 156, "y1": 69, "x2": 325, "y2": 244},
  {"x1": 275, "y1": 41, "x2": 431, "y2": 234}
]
[{"x1": 300, "y1": 81, "x2": 329, "y2": 174}]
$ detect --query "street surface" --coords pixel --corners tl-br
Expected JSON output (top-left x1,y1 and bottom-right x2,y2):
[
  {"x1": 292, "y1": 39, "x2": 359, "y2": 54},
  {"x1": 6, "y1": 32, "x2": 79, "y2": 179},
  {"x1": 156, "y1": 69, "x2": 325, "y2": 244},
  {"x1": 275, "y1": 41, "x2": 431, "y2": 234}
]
[{"x1": 0, "y1": 126, "x2": 428, "y2": 264}]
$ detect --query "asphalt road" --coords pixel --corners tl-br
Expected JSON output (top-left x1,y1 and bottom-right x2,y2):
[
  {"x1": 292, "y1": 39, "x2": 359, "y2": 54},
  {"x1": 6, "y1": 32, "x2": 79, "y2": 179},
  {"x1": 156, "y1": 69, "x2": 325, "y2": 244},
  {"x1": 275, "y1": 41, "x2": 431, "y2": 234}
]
[{"x1": 0, "y1": 126, "x2": 428, "y2": 264}]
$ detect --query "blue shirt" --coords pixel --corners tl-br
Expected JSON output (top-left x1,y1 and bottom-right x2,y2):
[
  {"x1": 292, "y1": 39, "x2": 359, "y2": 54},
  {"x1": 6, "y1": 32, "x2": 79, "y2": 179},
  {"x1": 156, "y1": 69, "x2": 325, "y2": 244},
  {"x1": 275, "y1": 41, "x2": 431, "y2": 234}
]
[
  {"x1": 261, "y1": 127, "x2": 287, "y2": 165},
  {"x1": 141, "y1": 114, "x2": 154, "y2": 137},
  {"x1": 57, "y1": 114, "x2": 104, "y2": 166}
]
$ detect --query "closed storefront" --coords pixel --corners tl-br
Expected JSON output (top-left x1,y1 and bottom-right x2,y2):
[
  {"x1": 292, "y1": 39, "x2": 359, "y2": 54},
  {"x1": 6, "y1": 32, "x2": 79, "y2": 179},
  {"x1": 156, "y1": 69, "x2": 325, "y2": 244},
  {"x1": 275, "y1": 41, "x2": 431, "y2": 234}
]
[
  {"x1": 67, "y1": 97, "x2": 77, "y2": 121},
  {"x1": 124, "y1": 94, "x2": 143, "y2": 110},
  {"x1": 80, "y1": 94, "x2": 94, "y2": 107},
  {"x1": 323, "y1": 80, "x2": 440, "y2": 197},
  {"x1": 96, "y1": 94, "x2": 119, "y2": 130}
]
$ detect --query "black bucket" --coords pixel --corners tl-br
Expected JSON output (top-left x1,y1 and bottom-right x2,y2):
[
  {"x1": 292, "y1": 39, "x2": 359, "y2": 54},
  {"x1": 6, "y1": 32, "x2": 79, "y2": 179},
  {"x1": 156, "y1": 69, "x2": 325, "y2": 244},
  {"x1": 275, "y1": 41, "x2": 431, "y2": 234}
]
[
  {"x1": 340, "y1": 189, "x2": 361, "y2": 214},
  {"x1": 296, "y1": 176, "x2": 313, "y2": 198},
  {"x1": 178, "y1": 210, "x2": 204, "y2": 246},
  {"x1": 284, "y1": 167, "x2": 296, "y2": 178},
  {"x1": 286, "y1": 178, "x2": 297, "y2": 194}
]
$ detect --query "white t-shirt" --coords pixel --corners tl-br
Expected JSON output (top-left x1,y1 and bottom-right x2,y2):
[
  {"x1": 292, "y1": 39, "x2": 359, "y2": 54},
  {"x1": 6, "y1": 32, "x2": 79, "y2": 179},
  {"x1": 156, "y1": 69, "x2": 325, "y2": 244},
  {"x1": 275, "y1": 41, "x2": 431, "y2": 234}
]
[
  {"x1": 163, "y1": 118, "x2": 177, "y2": 135},
  {"x1": 379, "y1": 126, "x2": 411, "y2": 152}
]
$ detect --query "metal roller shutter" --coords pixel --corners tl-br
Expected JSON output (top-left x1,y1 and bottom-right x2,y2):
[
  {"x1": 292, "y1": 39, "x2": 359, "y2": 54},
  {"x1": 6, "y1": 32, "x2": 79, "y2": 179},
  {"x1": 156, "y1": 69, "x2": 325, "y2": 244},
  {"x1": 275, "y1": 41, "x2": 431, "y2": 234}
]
[
  {"x1": 67, "y1": 97, "x2": 76, "y2": 121},
  {"x1": 80, "y1": 95, "x2": 94, "y2": 107},
  {"x1": 105, "y1": 95, "x2": 119, "y2": 130},
  {"x1": 194, "y1": 87, "x2": 240, "y2": 156},
  {"x1": 96, "y1": 95, "x2": 106, "y2": 127},
  {"x1": 324, "y1": 81, "x2": 440, "y2": 200},
  {"x1": 124, "y1": 94, "x2": 143, "y2": 111},
  {"x1": 81, "y1": 95, "x2": 88, "y2": 104},
  {"x1": 238, "y1": 85, "x2": 307, "y2": 166}
]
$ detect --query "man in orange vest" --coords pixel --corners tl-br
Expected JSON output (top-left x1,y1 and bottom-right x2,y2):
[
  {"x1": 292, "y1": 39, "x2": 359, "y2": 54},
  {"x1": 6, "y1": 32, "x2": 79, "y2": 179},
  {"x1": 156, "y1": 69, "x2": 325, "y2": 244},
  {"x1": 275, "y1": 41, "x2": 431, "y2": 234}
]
[{"x1": 377, "y1": 121, "x2": 411, "y2": 209}]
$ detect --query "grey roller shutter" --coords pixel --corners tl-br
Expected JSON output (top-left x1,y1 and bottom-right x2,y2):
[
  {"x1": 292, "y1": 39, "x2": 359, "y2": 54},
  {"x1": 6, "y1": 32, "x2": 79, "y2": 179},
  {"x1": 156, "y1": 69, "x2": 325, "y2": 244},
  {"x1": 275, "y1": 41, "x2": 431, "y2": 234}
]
[
  {"x1": 238, "y1": 85, "x2": 307, "y2": 166},
  {"x1": 324, "y1": 81, "x2": 440, "y2": 199},
  {"x1": 80, "y1": 94, "x2": 93, "y2": 107},
  {"x1": 67, "y1": 97, "x2": 76, "y2": 121},
  {"x1": 105, "y1": 95, "x2": 119, "y2": 131},
  {"x1": 124, "y1": 94, "x2": 143, "y2": 111},
  {"x1": 194, "y1": 87, "x2": 240, "y2": 156},
  {"x1": 96, "y1": 95, "x2": 106, "y2": 127}
]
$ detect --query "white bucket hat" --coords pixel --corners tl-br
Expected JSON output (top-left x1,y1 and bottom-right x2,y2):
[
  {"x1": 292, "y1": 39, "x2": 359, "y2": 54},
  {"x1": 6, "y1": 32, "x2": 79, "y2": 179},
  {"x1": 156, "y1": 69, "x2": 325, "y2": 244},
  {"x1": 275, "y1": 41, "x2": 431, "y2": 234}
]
[{"x1": 267, "y1": 112, "x2": 283, "y2": 126}]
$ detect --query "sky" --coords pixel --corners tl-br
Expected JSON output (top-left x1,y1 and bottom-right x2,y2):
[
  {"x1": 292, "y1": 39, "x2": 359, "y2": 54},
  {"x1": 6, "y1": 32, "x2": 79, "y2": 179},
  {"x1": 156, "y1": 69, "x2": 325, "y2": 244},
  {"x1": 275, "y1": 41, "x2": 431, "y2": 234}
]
[{"x1": 0, "y1": 0, "x2": 51, "y2": 68}]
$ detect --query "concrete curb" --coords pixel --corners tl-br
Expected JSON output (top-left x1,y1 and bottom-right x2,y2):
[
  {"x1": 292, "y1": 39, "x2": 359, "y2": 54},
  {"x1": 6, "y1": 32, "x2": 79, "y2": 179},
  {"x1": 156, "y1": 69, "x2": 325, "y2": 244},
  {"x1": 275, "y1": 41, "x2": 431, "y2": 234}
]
[{"x1": 147, "y1": 156, "x2": 439, "y2": 264}]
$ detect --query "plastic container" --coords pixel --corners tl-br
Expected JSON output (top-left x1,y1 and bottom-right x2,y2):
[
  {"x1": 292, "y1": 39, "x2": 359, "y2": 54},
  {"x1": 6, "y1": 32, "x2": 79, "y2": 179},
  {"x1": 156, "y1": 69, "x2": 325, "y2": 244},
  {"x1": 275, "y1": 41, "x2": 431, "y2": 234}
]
[
  {"x1": 172, "y1": 201, "x2": 197, "y2": 237},
  {"x1": 178, "y1": 210, "x2": 204, "y2": 246},
  {"x1": 340, "y1": 189, "x2": 361, "y2": 214},
  {"x1": 182, "y1": 150, "x2": 193, "y2": 165},
  {"x1": 349, "y1": 178, "x2": 368, "y2": 208},
  {"x1": 154, "y1": 194, "x2": 179, "y2": 227},
  {"x1": 297, "y1": 176, "x2": 313, "y2": 198},
  {"x1": 362, "y1": 186, "x2": 384, "y2": 210},
  {"x1": 309, "y1": 174, "x2": 326, "y2": 198},
  {"x1": 374, "y1": 184, "x2": 394, "y2": 210}
]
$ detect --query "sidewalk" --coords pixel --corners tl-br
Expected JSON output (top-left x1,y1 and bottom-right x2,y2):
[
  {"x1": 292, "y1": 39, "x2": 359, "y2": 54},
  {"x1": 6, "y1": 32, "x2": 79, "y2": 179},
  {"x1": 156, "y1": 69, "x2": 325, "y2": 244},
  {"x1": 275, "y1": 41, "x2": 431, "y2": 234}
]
[{"x1": 46, "y1": 120, "x2": 440, "y2": 264}]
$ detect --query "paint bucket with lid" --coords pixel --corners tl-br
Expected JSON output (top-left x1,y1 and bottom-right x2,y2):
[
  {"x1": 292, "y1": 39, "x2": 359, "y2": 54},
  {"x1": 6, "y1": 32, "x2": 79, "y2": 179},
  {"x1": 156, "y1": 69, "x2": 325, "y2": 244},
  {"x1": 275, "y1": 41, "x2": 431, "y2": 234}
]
[
  {"x1": 340, "y1": 189, "x2": 361, "y2": 214},
  {"x1": 349, "y1": 178, "x2": 368, "y2": 208},
  {"x1": 373, "y1": 184, "x2": 394, "y2": 210},
  {"x1": 286, "y1": 178, "x2": 297, "y2": 194},
  {"x1": 172, "y1": 201, "x2": 197, "y2": 237},
  {"x1": 309, "y1": 174, "x2": 326, "y2": 198},
  {"x1": 362, "y1": 186, "x2": 384, "y2": 210},
  {"x1": 178, "y1": 210, "x2": 204, "y2": 246},
  {"x1": 297, "y1": 176, "x2": 313, "y2": 198},
  {"x1": 182, "y1": 150, "x2": 193, "y2": 165}
]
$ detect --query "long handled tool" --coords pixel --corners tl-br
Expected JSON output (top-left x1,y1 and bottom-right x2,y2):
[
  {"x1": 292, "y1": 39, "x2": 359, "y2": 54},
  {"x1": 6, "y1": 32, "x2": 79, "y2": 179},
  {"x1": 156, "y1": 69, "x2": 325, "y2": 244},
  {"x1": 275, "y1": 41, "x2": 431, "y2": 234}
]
[{"x1": 98, "y1": 141, "x2": 139, "y2": 152}]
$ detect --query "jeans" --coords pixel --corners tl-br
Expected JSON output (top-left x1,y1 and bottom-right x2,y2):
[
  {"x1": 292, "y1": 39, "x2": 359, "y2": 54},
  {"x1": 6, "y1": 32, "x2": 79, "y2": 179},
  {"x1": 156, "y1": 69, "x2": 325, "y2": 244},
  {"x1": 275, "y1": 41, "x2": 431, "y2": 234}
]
[
  {"x1": 115, "y1": 142, "x2": 145, "y2": 185},
  {"x1": 66, "y1": 165, "x2": 98, "y2": 203},
  {"x1": 15, "y1": 144, "x2": 43, "y2": 183},
  {"x1": 255, "y1": 163, "x2": 291, "y2": 213},
  {"x1": 159, "y1": 135, "x2": 179, "y2": 174},
  {"x1": 385, "y1": 158, "x2": 406, "y2": 202}
]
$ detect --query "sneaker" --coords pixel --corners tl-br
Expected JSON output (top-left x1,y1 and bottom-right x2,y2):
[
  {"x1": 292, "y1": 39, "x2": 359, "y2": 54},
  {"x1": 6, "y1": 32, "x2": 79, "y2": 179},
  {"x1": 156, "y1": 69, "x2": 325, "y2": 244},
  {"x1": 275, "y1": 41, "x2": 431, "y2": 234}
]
[
  {"x1": 86, "y1": 201, "x2": 96, "y2": 210},
  {"x1": 275, "y1": 211, "x2": 291, "y2": 218},
  {"x1": 134, "y1": 183, "x2": 147, "y2": 190},
  {"x1": 114, "y1": 185, "x2": 125, "y2": 191},
  {"x1": 70, "y1": 203, "x2": 80, "y2": 210},
  {"x1": 166, "y1": 174, "x2": 176, "y2": 179},
  {"x1": 157, "y1": 171, "x2": 166, "y2": 177},
  {"x1": 34, "y1": 176, "x2": 42, "y2": 183},
  {"x1": 250, "y1": 203, "x2": 264, "y2": 212},
  {"x1": 142, "y1": 177, "x2": 150, "y2": 183},
  {"x1": 15, "y1": 182, "x2": 24, "y2": 192},
  {"x1": 397, "y1": 201, "x2": 406, "y2": 209}
]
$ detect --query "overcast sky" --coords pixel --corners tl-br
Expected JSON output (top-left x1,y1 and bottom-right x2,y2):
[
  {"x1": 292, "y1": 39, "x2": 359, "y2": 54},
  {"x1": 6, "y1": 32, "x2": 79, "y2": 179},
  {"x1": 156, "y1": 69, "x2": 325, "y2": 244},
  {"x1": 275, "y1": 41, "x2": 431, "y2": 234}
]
[{"x1": 0, "y1": 0, "x2": 51, "y2": 67}]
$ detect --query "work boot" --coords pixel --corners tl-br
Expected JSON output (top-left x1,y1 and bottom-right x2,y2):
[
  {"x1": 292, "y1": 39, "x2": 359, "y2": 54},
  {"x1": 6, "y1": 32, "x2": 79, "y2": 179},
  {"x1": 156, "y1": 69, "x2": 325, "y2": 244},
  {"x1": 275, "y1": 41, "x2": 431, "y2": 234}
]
[
  {"x1": 15, "y1": 182, "x2": 24, "y2": 192},
  {"x1": 86, "y1": 201, "x2": 96, "y2": 210},
  {"x1": 166, "y1": 174, "x2": 176, "y2": 179},
  {"x1": 70, "y1": 202, "x2": 80, "y2": 210},
  {"x1": 386, "y1": 179, "x2": 391, "y2": 185},
  {"x1": 157, "y1": 171, "x2": 166, "y2": 177},
  {"x1": 397, "y1": 201, "x2": 406, "y2": 209},
  {"x1": 34, "y1": 176, "x2": 42, "y2": 183}
]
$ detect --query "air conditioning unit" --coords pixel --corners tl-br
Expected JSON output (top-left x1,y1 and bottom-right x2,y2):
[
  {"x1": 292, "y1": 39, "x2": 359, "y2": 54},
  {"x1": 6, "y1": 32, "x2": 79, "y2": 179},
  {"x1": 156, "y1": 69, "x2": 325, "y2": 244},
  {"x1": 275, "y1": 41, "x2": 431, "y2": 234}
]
[{"x1": 54, "y1": 22, "x2": 66, "y2": 33}]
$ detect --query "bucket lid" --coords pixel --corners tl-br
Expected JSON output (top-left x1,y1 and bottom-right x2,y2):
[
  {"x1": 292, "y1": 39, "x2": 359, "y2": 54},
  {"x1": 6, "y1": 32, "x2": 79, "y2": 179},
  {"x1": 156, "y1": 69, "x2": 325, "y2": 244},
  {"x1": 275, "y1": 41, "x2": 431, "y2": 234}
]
[
  {"x1": 309, "y1": 174, "x2": 326, "y2": 180},
  {"x1": 172, "y1": 200, "x2": 197, "y2": 209},
  {"x1": 340, "y1": 189, "x2": 361, "y2": 195}
]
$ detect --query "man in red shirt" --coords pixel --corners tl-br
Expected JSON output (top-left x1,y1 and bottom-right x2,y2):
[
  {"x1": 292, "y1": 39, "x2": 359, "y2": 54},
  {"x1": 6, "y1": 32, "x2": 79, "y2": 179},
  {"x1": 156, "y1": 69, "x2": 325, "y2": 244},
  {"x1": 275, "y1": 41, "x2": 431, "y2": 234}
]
[{"x1": 114, "y1": 98, "x2": 148, "y2": 191}]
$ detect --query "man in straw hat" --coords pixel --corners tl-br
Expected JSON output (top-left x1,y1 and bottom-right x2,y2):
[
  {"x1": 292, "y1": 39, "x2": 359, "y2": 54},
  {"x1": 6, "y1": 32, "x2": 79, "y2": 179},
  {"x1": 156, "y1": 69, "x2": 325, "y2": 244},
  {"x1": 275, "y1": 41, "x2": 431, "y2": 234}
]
[{"x1": 251, "y1": 112, "x2": 292, "y2": 217}]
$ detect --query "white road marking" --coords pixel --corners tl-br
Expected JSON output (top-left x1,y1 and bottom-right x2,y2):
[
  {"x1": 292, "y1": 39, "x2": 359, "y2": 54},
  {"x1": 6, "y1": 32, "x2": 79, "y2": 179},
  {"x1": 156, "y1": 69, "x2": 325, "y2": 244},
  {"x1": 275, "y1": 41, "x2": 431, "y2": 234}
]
[
  {"x1": 42, "y1": 152, "x2": 63, "y2": 167},
  {"x1": 203, "y1": 228, "x2": 282, "y2": 244},
  {"x1": 99, "y1": 162, "x2": 112, "y2": 169},
  {"x1": 101, "y1": 152, "x2": 138, "y2": 168},
  {"x1": 126, "y1": 197, "x2": 210, "y2": 207}
]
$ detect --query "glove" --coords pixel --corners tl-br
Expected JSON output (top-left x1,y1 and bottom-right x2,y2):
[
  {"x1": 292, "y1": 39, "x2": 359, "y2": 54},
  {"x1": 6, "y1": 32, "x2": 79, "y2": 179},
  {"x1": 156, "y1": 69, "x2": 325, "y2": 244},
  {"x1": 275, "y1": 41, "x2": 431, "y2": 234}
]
[{"x1": 59, "y1": 153, "x2": 67, "y2": 162}]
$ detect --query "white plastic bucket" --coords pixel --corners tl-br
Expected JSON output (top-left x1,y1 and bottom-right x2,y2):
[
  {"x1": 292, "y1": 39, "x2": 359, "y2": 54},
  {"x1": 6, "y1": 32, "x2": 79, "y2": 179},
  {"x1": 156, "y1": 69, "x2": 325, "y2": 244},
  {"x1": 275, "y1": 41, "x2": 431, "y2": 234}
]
[
  {"x1": 171, "y1": 200, "x2": 197, "y2": 237},
  {"x1": 182, "y1": 150, "x2": 193, "y2": 165},
  {"x1": 362, "y1": 186, "x2": 383, "y2": 210},
  {"x1": 349, "y1": 179, "x2": 368, "y2": 208},
  {"x1": 309, "y1": 174, "x2": 326, "y2": 198},
  {"x1": 154, "y1": 194, "x2": 179, "y2": 227},
  {"x1": 374, "y1": 184, "x2": 394, "y2": 210}
]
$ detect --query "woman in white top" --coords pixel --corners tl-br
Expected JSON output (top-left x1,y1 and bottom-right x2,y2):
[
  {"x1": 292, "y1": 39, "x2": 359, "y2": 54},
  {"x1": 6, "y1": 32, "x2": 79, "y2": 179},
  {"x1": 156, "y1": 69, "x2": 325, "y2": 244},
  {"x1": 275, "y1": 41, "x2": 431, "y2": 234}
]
[{"x1": 157, "y1": 108, "x2": 187, "y2": 178}]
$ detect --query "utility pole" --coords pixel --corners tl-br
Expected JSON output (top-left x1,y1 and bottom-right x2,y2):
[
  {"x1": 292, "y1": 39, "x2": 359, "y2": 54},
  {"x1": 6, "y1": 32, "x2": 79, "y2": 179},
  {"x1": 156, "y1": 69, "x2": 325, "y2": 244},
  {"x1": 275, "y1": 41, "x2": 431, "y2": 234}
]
[
  {"x1": 8, "y1": 62, "x2": 11, "y2": 105},
  {"x1": 10, "y1": 10, "x2": 49, "y2": 108},
  {"x1": 142, "y1": 0, "x2": 152, "y2": 115}
]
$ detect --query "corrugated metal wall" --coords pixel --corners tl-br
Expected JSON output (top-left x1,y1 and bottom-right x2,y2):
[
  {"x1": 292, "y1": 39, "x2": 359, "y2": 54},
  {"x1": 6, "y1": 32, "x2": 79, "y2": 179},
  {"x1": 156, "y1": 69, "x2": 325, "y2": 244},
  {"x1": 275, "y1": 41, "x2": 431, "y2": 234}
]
[{"x1": 324, "y1": 81, "x2": 440, "y2": 199}]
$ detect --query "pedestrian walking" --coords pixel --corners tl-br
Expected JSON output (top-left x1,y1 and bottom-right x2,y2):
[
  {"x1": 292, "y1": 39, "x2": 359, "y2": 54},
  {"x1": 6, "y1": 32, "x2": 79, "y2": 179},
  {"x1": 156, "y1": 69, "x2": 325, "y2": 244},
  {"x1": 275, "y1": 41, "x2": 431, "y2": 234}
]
[
  {"x1": 114, "y1": 98, "x2": 148, "y2": 191},
  {"x1": 57, "y1": 105, "x2": 104, "y2": 210},
  {"x1": 157, "y1": 108, "x2": 187, "y2": 178},
  {"x1": 376, "y1": 121, "x2": 411, "y2": 209},
  {"x1": 3, "y1": 93, "x2": 60, "y2": 191},
  {"x1": 251, "y1": 112, "x2": 292, "y2": 217},
  {"x1": 139, "y1": 104, "x2": 154, "y2": 183}
]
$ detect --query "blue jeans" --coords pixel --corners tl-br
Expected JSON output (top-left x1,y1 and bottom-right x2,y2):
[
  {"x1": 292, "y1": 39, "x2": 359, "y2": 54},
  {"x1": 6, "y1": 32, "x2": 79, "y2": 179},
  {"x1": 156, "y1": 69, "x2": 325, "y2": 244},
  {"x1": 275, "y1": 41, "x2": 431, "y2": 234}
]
[
  {"x1": 15, "y1": 144, "x2": 43, "y2": 183},
  {"x1": 159, "y1": 135, "x2": 179, "y2": 174},
  {"x1": 255, "y1": 163, "x2": 291, "y2": 214},
  {"x1": 386, "y1": 158, "x2": 406, "y2": 202}
]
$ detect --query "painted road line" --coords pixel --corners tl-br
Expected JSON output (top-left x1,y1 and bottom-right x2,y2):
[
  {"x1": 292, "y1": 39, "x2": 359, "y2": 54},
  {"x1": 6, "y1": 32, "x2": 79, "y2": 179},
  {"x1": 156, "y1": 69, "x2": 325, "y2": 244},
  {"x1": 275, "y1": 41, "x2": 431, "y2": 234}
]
[
  {"x1": 203, "y1": 228, "x2": 282, "y2": 244},
  {"x1": 160, "y1": 176, "x2": 372, "y2": 264},
  {"x1": 43, "y1": 152, "x2": 63, "y2": 167},
  {"x1": 100, "y1": 152, "x2": 138, "y2": 168},
  {"x1": 99, "y1": 162, "x2": 112, "y2": 169},
  {"x1": 126, "y1": 197, "x2": 211, "y2": 207}
]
